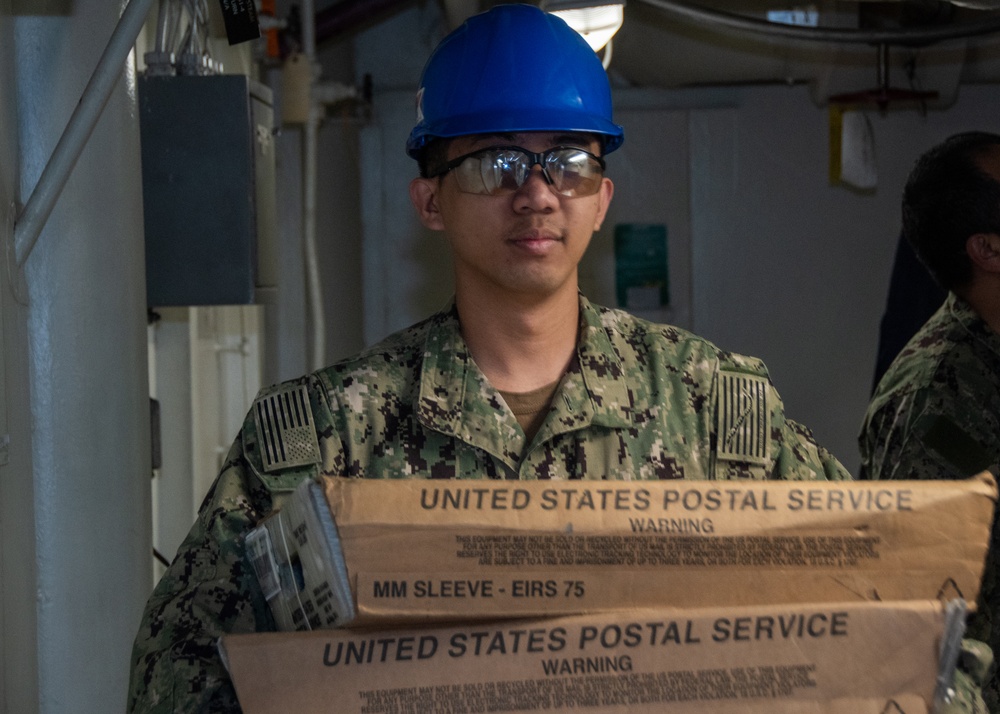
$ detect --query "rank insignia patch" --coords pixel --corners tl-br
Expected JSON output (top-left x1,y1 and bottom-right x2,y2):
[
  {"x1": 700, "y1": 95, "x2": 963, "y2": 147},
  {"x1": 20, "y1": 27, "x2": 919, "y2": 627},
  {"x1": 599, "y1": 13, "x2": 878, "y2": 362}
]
[
  {"x1": 716, "y1": 371, "x2": 770, "y2": 465},
  {"x1": 253, "y1": 384, "x2": 321, "y2": 472}
]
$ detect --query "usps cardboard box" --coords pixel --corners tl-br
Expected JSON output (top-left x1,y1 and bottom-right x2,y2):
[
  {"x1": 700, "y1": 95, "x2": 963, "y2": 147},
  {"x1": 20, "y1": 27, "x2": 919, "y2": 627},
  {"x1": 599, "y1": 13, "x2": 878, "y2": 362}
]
[
  {"x1": 220, "y1": 599, "x2": 954, "y2": 714},
  {"x1": 246, "y1": 473, "x2": 996, "y2": 629}
]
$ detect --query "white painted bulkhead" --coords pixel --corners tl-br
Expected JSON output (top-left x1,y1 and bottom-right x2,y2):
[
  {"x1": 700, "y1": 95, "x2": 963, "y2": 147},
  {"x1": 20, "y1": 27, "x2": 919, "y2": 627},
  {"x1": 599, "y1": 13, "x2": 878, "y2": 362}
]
[{"x1": 3, "y1": 1, "x2": 151, "y2": 711}]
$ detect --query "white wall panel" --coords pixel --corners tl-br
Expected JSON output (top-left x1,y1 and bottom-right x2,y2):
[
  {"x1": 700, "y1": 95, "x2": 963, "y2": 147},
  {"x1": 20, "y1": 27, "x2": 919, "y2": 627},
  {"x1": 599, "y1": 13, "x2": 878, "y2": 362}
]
[
  {"x1": 13, "y1": 2, "x2": 150, "y2": 711},
  {"x1": 690, "y1": 84, "x2": 1000, "y2": 473}
]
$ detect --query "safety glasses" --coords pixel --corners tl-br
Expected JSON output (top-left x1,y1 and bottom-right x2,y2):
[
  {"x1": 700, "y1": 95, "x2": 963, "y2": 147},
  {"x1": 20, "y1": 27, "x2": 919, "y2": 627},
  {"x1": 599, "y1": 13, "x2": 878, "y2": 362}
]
[{"x1": 429, "y1": 145, "x2": 606, "y2": 197}]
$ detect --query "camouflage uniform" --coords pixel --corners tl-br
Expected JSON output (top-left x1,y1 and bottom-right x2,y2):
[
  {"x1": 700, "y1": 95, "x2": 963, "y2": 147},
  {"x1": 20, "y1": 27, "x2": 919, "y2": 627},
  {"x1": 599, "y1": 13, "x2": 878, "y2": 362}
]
[
  {"x1": 860, "y1": 293, "x2": 1000, "y2": 482},
  {"x1": 128, "y1": 296, "x2": 848, "y2": 712},
  {"x1": 860, "y1": 292, "x2": 1000, "y2": 711}
]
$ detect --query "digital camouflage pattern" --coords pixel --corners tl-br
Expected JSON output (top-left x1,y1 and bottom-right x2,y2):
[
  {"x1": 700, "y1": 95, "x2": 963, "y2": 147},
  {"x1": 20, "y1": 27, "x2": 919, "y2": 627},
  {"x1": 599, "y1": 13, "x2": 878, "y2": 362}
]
[
  {"x1": 950, "y1": 639, "x2": 995, "y2": 714},
  {"x1": 860, "y1": 292, "x2": 1000, "y2": 712},
  {"x1": 860, "y1": 293, "x2": 1000, "y2": 483},
  {"x1": 128, "y1": 296, "x2": 851, "y2": 712}
]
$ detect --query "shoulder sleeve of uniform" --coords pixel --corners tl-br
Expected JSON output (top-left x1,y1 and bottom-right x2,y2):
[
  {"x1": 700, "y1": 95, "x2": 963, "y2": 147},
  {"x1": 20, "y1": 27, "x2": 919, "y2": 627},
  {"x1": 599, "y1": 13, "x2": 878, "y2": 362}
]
[
  {"x1": 917, "y1": 414, "x2": 995, "y2": 478},
  {"x1": 711, "y1": 351, "x2": 850, "y2": 481},
  {"x1": 778, "y1": 418, "x2": 852, "y2": 481},
  {"x1": 128, "y1": 373, "x2": 342, "y2": 712},
  {"x1": 711, "y1": 351, "x2": 773, "y2": 478},
  {"x1": 862, "y1": 385, "x2": 996, "y2": 481},
  {"x1": 714, "y1": 367, "x2": 771, "y2": 469},
  {"x1": 716, "y1": 350, "x2": 770, "y2": 379},
  {"x1": 242, "y1": 377, "x2": 328, "y2": 496},
  {"x1": 128, "y1": 435, "x2": 273, "y2": 712}
]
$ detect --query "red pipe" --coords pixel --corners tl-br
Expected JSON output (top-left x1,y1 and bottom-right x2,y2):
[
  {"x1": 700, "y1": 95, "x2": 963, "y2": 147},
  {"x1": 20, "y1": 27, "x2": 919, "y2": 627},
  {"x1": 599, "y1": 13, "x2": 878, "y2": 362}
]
[{"x1": 315, "y1": 0, "x2": 415, "y2": 43}]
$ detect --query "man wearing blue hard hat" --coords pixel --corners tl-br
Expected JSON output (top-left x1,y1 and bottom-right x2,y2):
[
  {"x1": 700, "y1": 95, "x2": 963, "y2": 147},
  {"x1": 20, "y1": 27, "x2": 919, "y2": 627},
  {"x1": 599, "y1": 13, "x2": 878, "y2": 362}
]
[
  {"x1": 396, "y1": 3, "x2": 845, "y2": 482},
  {"x1": 128, "y1": 5, "x2": 886, "y2": 712}
]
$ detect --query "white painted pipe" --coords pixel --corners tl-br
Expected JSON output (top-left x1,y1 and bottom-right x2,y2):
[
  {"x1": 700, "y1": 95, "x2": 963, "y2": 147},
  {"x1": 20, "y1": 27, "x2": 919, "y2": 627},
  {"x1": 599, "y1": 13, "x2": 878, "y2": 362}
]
[
  {"x1": 302, "y1": 0, "x2": 316, "y2": 58},
  {"x1": 303, "y1": 106, "x2": 326, "y2": 372},
  {"x1": 14, "y1": 0, "x2": 156, "y2": 268},
  {"x1": 301, "y1": 0, "x2": 326, "y2": 371},
  {"x1": 16, "y1": 0, "x2": 151, "y2": 709}
]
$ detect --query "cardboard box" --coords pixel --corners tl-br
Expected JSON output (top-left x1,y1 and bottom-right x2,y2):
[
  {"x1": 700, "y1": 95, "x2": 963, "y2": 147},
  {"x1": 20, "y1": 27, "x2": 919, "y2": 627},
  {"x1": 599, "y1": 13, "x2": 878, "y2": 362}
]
[
  {"x1": 246, "y1": 473, "x2": 996, "y2": 629},
  {"x1": 219, "y1": 599, "x2": 952, "y2": 714}
]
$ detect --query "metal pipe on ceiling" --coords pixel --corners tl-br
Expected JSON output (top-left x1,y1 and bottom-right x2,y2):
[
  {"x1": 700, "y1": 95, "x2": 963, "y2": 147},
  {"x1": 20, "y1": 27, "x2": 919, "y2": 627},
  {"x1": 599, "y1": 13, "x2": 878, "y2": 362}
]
[
  {"x1": 637, "y1": 0, "x2": 1000, "y2": 44},
  {"x1": 13, "y1": 0, "x2": 156, "y2": 268},
  {"x1": 315, "y1": 0, "x2": 415, "y2": 44}
]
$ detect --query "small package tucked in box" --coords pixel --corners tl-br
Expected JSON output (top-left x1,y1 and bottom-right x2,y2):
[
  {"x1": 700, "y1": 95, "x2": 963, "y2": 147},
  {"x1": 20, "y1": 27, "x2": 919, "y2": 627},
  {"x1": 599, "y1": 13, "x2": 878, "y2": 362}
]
[
  {"x1": 245, "y1": 474, "x2": 996, "y2": 630},
  {"x1": 243, "y1": 479, "x2": 355, "y2": 630}
]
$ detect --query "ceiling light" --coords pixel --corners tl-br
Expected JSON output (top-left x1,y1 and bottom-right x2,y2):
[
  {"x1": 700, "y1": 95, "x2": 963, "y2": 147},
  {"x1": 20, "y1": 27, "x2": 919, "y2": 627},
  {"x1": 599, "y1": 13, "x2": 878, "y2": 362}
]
[{"x1": 542, "y1": 1, "x2": 626, "y2": 52}]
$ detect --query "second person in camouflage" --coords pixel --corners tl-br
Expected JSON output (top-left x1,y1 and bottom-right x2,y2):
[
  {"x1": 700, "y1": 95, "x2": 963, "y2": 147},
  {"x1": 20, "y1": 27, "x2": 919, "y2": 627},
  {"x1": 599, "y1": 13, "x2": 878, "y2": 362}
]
[{"x1": 861, "y1": 131, "x2": 1000, "y2": 712}]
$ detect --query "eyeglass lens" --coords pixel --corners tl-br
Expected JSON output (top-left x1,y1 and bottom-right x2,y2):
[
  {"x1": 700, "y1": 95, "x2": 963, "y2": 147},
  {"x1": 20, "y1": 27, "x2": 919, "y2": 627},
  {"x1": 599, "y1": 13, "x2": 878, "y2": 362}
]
[{"x1": 449, "y1": 146, "x2": 604, "y2": 197}]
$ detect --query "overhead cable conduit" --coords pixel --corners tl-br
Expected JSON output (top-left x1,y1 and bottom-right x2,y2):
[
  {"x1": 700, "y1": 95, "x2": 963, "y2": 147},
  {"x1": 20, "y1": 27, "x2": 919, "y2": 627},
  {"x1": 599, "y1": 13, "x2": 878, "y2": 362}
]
[{"x1": 637, "y1": 0, "x2": 1000, "y2": 44}]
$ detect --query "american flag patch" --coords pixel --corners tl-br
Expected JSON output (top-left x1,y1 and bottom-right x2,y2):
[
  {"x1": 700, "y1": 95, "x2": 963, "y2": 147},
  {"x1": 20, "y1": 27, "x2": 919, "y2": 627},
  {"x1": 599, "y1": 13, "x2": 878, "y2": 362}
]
[
  {"x1": 253, "y1": 384, "x2": 321, "y2": 472},
  {"x1": 716, "y1": 371, "x2": 770, "y2": 465}
]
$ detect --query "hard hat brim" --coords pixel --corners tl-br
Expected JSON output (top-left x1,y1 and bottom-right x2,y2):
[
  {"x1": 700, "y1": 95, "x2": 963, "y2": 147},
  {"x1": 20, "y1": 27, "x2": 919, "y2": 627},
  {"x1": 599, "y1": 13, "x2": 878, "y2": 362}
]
[{"x1": 407, "y1": 109, "x2": 624, "y2": 158}]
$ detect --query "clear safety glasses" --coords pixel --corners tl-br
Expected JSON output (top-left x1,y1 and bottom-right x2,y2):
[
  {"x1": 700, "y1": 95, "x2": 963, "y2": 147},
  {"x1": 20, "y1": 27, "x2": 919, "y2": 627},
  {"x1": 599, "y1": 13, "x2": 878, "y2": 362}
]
[{"x1": 429, "y1": 145, "x2": 606, "y2": 197}]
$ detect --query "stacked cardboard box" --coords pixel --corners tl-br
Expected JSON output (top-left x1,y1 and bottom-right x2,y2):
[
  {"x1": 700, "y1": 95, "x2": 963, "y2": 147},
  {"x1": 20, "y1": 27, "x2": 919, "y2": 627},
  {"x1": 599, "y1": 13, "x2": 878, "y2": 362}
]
[{"x1": 221, "y1": 473, "x2": 997, "y2": 713}]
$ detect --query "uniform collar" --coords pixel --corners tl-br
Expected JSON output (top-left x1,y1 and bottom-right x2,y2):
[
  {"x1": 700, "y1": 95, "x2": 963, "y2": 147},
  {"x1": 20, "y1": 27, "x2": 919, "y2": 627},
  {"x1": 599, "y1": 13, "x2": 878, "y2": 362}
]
[
  {"x1": 949, "y1": 292, "x2": 1000, "y2": 358},
  {"x1": 416, "y1": 296, "x2": 633, "y2": 462},
  {"x1": 571, "y1": 295, "x2": 636, "y2": 428}
]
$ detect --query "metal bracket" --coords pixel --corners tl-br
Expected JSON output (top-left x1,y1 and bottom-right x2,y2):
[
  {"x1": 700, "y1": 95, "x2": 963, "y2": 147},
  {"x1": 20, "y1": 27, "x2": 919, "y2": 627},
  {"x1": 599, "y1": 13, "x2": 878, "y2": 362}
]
[{"x1": 13, "y1": 0, "x2": 155, "y2": 268}]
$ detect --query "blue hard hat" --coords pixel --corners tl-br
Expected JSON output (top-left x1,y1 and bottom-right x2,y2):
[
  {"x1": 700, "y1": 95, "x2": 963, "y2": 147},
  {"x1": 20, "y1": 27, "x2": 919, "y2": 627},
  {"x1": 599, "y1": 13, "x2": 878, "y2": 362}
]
[{"x1": 406, "y1": 3, "x2": 624, "y2": 159}]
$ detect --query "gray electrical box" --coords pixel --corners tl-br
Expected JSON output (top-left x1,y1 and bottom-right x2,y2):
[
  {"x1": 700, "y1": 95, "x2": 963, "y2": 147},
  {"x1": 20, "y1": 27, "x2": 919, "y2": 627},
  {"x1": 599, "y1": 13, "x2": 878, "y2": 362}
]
[{"x1": 139, "y1": 74, "x2": 278, "y2": 306}]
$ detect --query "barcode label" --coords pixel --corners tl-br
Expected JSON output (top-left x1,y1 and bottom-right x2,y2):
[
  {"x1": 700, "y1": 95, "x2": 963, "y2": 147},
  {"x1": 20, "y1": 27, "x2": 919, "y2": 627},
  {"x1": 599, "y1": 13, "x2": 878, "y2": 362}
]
[{"x1": 245, "y1": 527, "x2": 281, "y2": 600}]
